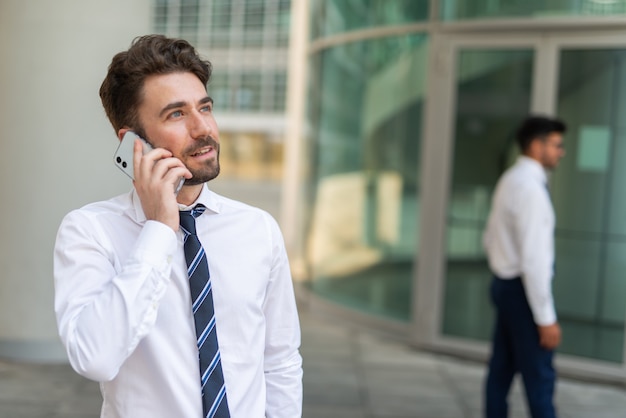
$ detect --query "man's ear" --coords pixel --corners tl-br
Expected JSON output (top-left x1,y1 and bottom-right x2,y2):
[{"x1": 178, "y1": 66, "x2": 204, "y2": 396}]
[
  {"x1": 117, "y1": 128, "x2": 131, "y2": 142},
  {"x1": 525, "y1": 138, "x2": 543, "y2": 159}
]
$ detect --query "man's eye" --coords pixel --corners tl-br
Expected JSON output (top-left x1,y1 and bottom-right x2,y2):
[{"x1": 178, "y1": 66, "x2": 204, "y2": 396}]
[
  {"x1": 170, "y1": 110, "x2": 183, "y2": 118},
  {"x1": 200, "y1": 105, "x2": 212, "y2": 112}
]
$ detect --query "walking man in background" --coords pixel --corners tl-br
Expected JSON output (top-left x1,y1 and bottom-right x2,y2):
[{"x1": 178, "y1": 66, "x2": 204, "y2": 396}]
[
  {"x1": 483, "y1": 115, "x2": 567, "y2": 418},
  {"x1": 54, "y1": 35, "x2": 302, "y2": 417}
]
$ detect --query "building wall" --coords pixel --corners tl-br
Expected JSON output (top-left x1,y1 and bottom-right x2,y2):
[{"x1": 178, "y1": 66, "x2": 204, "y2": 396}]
[{"x1": 0, "y1": 0, "x2": 152, "y2": 361}]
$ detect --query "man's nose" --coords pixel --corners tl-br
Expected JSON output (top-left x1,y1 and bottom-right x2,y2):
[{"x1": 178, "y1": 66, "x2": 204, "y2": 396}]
[{"x1": 188, "y1": 110, "x2": 212, "y2": 138}]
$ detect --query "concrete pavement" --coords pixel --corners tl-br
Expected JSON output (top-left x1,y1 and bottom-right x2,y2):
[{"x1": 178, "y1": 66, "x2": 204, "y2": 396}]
[{"x1": 1, "y1": 305, "x2": 626, "y2": 417}]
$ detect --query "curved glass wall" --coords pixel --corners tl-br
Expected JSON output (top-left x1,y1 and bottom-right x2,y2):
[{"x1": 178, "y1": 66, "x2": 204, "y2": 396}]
[
  {"x1": 441, "y1": 0, "x2": 626, "y2": 20},
  {"x1": 310, "y1": 0, "x2": 428, "y2": 38},
  {"x1": 305, "y1": 34, "x2": 427, "y2": 320}
]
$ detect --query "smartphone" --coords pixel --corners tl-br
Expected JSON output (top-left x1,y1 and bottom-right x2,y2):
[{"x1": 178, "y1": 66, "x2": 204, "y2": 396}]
[{"x1": 113, "y1": 131, "x2": 185, "y2": 194}]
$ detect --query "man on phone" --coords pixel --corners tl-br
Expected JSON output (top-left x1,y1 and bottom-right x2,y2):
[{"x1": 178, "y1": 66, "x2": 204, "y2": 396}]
[
  {"x1": 483, "y1": 115, "x2": 566, "y2": 418},
  {"x1": 53, "y1": 35, "x2": 302, "y2": 417}
]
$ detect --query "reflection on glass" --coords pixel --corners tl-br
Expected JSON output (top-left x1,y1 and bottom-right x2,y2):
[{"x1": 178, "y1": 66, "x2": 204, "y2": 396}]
[
  {"x1": 180, "y1": 0, "x2": 200, "y2": 42},
  {"x1": 441, "y1": 0, "x2": 626, "y2": 20},
  {"x1": 442, "y1": 49, "x2": 533, "y2": 340},
  {"x1": 209, "y1": 70, "x2": 287, "y2": 113},
  {"x1": 552, "y1": 49, "x2": 626, "y2": 362},
  {"x1": 304, "y1": 35, "x2": 428, "y2": 320},
  {"x1": 243, "y1": 0, "x2": 264, "y2": 47},
  {"x1": 154, "y1": 0, "x2": 168, "y2": 34},
  {"x1": 311, "y1": 0, "x2": 428, "y2": 38}
]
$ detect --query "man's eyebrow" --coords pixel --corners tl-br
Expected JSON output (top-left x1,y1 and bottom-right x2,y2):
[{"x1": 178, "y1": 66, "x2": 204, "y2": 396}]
[
  {"x1": 158, "y1": 97, "x2": 213, "y2": 118},
  {"x1": 159, "y1": 101, "x2": 186, "y2": 118}
]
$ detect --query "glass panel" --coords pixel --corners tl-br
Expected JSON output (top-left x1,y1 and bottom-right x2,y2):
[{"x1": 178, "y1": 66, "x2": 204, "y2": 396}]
[
  {"x1": 441, "y1": 0, "x2": 626, "y2": 20},
  {"x1": 154, "y1": 0, "x2": 168, "y2": 34},
  {"x1": 277, "y1": 0, "x2": 291, "y2": 47},
  {"x1": 272, "y1": 72, "x2": 287, "y2": 112},
  {"x1": 211, "y1": 0, "x2": 231, "y2": 29},
  {"x1": 243, "y1": 0, "x2": 265, "y2": 47},
  {"x1": 552, "y1": 48, "x2": 626, "y2": 362},
  {"x1": 304, "y1": 35, "x2": 427, "y2": 321},
  {"x1": 236, "y1": 72, "x2": 261, "y2": 111},
  {"x1": 179, "y1": 0, "x2": 200, "y2": 43},
  {"x1": 442, "y1": 49, "x2": 534, "y2": 340},
  {"x1": 208, "y1": 72, "x2": 230, "y2": 111},
  {"x1": 311, "y1": 0, "x2": 428, "y2": 39},
  {"x1": 244, "y1": 0, "x2": 265, "y2": 28},
  {"x1": 209, "y1": 0, "x2": 231, "y2": 47}
]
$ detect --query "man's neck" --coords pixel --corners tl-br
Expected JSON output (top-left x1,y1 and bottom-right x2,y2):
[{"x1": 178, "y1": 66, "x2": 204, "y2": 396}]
[{"x1": 177, "y1": 184, "x2": 204, "y2": 206}]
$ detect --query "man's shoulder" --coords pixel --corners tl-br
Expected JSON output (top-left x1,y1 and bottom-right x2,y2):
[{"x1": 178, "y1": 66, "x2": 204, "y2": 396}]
[
  {"x1": 62, "y1": 191, "x2": 135, "y2": 225},
  {"x1": 493, "y1": 169, "x2": 546, "y2": 210},
  {"x1": 213, "y1": 191, "x2": 272, "y2": 219},
  {"x1": 76, "y1": 191, "x2": 132, "y2": 212},
  {"x1": 500, "y1": 159, "x2": 543, "y2": 187},
  {"x1": 210, "y1": 191, "x2": 282, "y2": 236}
]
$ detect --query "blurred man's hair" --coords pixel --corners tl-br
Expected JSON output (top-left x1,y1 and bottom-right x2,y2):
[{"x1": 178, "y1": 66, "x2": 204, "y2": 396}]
[{"x1": 516, "y1": 115, "x2": 567, "y2": 152}]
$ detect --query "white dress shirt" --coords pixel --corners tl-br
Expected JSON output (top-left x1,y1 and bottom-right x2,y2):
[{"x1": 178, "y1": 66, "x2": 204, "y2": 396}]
[
  {"x1": 483, "y1": 156, "x2": 557, "y2": 326},
  {"x1": 54, "y1": 184, "x2": 303, "y2": 417}
]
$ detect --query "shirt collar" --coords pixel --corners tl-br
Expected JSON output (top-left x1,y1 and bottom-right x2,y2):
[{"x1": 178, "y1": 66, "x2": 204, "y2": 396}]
[
  {"x1": 517, "y1": 155, "x2": 548, "y2": 185},
  {"x1": 132, "y1": 183, "x2": 222, "y2": 222},
  {"x1": 178, "y1": 184, "x2": 221, "y2": 214}
]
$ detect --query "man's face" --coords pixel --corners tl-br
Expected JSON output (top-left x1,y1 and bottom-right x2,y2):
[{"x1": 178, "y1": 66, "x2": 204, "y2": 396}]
[
  {"x1": 135, "y1": 72, "x2": 220, "y2": 185},
  {"x1": 539, "y1": 132, "x2": 565, "y2": 170}
]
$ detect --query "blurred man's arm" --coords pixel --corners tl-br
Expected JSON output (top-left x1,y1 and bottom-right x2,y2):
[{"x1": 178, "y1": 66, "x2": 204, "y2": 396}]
[{"x1": 538, "y1": 323, "x2": 561, "y2": 350}]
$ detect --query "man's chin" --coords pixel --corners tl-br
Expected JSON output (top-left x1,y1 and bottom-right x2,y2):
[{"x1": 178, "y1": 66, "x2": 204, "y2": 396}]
[{"x1": 184, "y1": 168, "x2": 220, "y2": 185}]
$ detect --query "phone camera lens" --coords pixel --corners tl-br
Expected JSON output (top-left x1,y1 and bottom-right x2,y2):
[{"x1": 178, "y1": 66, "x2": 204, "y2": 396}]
[
  {"x1": 122, "y1": 162, "x2": 127, "y2": 168},
  {"x1": 116, "y1": 156, "x2": 122, "y2": 163}
]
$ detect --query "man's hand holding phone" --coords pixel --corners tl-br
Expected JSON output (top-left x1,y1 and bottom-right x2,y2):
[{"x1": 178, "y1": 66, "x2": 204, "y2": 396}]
[{"x1": 114, "y1": 131, "x2": 191, "y2": 231}]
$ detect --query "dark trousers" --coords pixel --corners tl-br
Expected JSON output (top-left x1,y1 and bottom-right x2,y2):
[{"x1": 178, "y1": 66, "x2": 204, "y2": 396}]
[{"x1": 485, "y1": 276, "x2": 556, "y2": 418}]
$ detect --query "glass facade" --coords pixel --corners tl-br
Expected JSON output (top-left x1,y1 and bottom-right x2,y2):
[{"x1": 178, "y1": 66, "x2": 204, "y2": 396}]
[
  {"x1": 155, "y1": 0, "x2": 291, "y2": 48},
  {"x1": 441, "y1": 0, "x2": 626, "y2": 20},
  {"x1": 310, "y1": 0, "x2": 429, "y2": 38},
  {"x1": 305, "y1": 0, "x2": 626, "y2": 379},
  {"x1": 206, "y1": 69, "x2": 288, "y2": 112},
  {"x1": 154, "y1": 0, "x2": 290, "y2": 112},
  {"x1": 306, "y1": 34, "x2": 427, "y2": 320}
]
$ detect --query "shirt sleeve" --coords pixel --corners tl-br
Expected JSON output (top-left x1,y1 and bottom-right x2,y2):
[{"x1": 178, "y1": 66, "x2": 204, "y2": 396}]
[
  {"x1": 261, "y1": 214, "x2": 303, "y2": 418},
  {"x1": 54, "y1": 210, "x2": 177, "y2": 382},
  {"x1": 516, "y1": 186, "x2": 557, "y2": 326}
]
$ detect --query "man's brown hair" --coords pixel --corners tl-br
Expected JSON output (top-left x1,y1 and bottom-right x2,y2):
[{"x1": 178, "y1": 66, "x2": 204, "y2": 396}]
[{"x1": 99, "y1": 34, "x2": 212, "y2": 135}]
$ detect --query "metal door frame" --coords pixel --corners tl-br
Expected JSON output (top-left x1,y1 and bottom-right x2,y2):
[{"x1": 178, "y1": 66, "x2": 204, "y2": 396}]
[{"x1": 412, "y1": 30, "x2": 626, "y2": 383}]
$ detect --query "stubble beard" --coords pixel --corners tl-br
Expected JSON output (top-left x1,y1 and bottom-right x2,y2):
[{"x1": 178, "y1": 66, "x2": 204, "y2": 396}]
[
  {"x1": 183, "y1": 136, "x2": 221, "y2": 185},
  {"x1": 185, "y1": 156, "x2": 220, "y2": 185}
]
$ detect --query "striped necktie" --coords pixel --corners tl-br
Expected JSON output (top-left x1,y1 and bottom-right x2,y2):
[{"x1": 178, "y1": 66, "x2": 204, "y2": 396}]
[{"x1": 179, "y1": 205, "x2": 230, "y2": 418}]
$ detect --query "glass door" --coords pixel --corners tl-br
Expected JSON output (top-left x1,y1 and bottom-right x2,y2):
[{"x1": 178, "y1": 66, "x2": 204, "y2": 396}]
[
  {"x1": 442, "y1": 47, "x2": 535, "y2": 342},
  {"x1": 550, "y1": 43, "x2": 626, "y2": 363},
  {"x1": 437, "y1": 33, "x2": 626, "y2": 365}
]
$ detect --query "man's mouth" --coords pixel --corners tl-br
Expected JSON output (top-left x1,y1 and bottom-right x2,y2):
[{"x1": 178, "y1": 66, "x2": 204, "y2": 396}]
[{"x1": 191, "y1": 147, "x2": 213, "y2": 157}]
